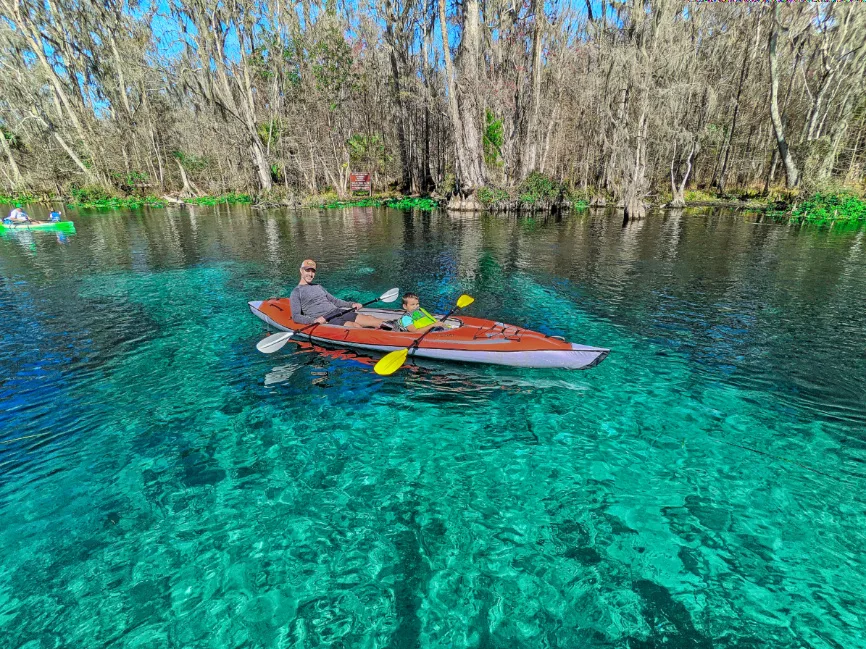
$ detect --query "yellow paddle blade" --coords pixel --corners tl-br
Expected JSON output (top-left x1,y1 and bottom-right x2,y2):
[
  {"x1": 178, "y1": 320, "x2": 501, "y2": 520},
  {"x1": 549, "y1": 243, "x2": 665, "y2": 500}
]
[
  {"x1": 456, "y1": 294, "x2": 474, "y2": 309},
  {"x1": 374, "y1": 348, "x2": 409, "y2": 376}
]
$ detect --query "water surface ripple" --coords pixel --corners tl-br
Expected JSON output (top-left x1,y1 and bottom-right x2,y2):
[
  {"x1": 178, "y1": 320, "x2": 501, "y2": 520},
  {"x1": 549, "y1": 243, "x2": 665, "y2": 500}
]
[{"x1": 1, "y1": 205, "x2": 864, "y2": 648}]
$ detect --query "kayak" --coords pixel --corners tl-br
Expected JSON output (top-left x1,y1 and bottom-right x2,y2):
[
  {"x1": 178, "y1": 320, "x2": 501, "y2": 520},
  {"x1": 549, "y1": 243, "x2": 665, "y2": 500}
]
[
  {"x1": 0, "y1": 220, "x2": 75, "y2": 232},
  {"x1": 249, "y1": 299, "x2": 609, "y2": 370}
]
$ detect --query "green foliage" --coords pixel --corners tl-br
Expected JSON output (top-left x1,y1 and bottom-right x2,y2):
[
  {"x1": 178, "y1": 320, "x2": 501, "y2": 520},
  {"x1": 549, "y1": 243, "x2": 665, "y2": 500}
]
[
  {"x1": 517, "y1": 172, "x2": 563, "y2": 205},
  {"x1": 563, "y1": 187, "x2": 591, "y2": 210},
  {"x1": 185, "y1": 193, "x2": 253, "y2": 206},
  {"x1": 65, "y1": 189, "x2": 251, "y2": 210},
  {"x1": 483, "y1": 110, "x2": 504, "y2": 167},
  {"x1": 172, "y1": 151, "x2": 210, "y2": 173},
  {"x1": 0, "y1": 191, "x2": 38, "y2": 204},
  {"x1": 683, "y1": 189, "x2": 719, "y2": 203},
  {"x1": 68, "y1": 195, "x2": 167, "y2": 209},
  {"x1": 70, "y1": 185, "x2": 114, "y2": 204},
  {"x1": 439, "y1": 174, "x2": 456, "y2": 197},
  {"x1": 385, "y1": 197, "x2": 438, "y2": 210},
  {"x1": 312, "y1": 196, "x2": 440, "y2": 210},
  {"x1": 1, "y1": 126, "x2": 22, "y2": 150},
  {"x1": 347, "y1": 134, "x2": 385, "y2": 170},
  {"x1": 111, "y1": 171, "x2": 150, "y2": 193},
  {"x1": 310, "y1": 24, "x2": 357, "y2": 106},
  {"x1": 788, "y1": 192, "x2": 866, "y2": 225},
  {"x1": 257, "y1": 119, "x2": 284, "y2": 145},
  {"x1": 477, "y1": 186, "x2": 509, "y2": 206}
]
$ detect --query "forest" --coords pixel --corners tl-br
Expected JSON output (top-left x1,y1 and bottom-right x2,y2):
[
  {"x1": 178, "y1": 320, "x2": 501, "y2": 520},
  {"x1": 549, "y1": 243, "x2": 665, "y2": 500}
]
[{"x1": 1, "y1": 1, "x2": 864, "y2": 218}]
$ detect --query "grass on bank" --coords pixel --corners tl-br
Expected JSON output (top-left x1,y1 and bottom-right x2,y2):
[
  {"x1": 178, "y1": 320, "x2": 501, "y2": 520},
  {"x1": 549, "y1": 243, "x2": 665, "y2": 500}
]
[
  {"x1": 308, "y1": 194, "x2": 441, "y2": 210},
  {"x1": 2, "y1": 183, "x2": 864, "y2": 225},
  {"x1": 779, "y1": 192, "x2": 866, "y2": 225}
]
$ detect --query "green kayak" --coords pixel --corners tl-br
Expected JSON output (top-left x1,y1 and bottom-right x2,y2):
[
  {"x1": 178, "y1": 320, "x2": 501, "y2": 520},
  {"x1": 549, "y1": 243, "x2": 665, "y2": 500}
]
[{"x1": 0, "y1": 221, "x2": 75, "y2": 232}]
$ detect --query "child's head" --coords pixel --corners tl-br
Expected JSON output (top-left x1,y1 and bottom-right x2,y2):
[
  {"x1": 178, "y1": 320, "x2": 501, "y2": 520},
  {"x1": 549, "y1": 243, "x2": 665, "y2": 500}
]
[{"x1": 402, "y1": 292, "x2": 420, "y2": 312}]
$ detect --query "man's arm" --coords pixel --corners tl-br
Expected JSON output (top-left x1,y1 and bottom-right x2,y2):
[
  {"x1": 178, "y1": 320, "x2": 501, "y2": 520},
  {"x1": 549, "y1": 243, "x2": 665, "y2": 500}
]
[{"x1": 323, "y1": 289, "x2": 354, "y2": 309}]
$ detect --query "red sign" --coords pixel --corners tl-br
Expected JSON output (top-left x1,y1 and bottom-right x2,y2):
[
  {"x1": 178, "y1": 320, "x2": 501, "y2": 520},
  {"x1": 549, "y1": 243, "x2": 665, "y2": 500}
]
[{"x1": 350, "y1": 172, "x2": 371, "y2": 193}]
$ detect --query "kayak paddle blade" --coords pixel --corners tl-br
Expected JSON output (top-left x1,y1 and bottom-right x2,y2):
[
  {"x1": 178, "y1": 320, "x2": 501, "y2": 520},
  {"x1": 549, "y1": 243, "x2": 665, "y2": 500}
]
[
  {"x1": 379, "y1": 287, "x2": 400, "y2": 303},
  {"x1": 256, "y1": 331, "x2": 293, "y2": 353},
  {"x1": 374, "y1": 348, "x2": 409, "y2": 376},
  {"x1": 456, "y1": 294, "x2": 474, "y2": 309}
]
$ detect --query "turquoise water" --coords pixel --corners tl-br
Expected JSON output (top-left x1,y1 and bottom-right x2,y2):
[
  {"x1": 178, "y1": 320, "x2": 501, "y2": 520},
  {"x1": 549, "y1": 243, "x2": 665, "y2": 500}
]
[{"x1": 1, "y1": 205, "x2": 864, "y2": 648}]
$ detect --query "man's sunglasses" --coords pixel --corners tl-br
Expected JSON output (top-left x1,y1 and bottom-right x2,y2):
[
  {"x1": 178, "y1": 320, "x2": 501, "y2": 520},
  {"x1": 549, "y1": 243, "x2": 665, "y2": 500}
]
[{"x1": 302, "y1": 267, "x2": 317, "y2": 273}]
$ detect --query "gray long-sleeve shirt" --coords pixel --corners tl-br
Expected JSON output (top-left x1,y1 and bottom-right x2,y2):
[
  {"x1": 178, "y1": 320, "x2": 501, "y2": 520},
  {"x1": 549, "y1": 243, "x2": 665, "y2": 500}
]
[{"x1": 289, "y1": 283, "x2": 353, "y2": 324}]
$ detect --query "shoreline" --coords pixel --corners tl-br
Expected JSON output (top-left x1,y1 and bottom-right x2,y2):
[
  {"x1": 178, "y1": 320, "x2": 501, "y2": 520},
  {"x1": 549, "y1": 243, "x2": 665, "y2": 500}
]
[{"x1": 1, "y1": 191, "x2": 863, "y2": 226}]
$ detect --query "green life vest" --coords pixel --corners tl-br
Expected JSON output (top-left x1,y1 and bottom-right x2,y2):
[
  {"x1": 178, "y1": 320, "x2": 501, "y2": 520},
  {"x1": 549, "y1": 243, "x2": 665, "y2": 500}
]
[{"x1": 407, "y1": 307, "x2": 436, "y2": 328}]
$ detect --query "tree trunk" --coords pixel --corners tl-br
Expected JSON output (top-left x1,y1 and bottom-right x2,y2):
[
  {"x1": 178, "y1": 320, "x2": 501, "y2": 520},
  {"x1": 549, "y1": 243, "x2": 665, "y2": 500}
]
[
  {"x1": 0, "y1": 130, "x2": 23, "y2": 188},
  {"x1": 52, "y1": 129, "x2": 99, "y2": 184},
  {"x1": 670, "y1": 140, "x2": 697, "y2": 208},
  {"x1": 457, "y1": 0, "x2": 486, "y2": 191},
  {"x1": 175, "y1": 158, "x2": 203, "y2": 197},
  {"x1": 623, "y1": 109, "x2": 648, "y2": 220},
  {"x1": 768, "y1": 7, "x2": 800, "y2": 189},
  {"x1": 439, "y1": 0, "x2": 482, "y2": 193},
  {"x1": 385, "y1": 3, "x2": 412, "y2": 192},
  {"x1": 717, "y1": 20, "x2": 756, "y2": 193},
  {"x1": 520, "y1": 0, "x2": 544, "y2": 179}
]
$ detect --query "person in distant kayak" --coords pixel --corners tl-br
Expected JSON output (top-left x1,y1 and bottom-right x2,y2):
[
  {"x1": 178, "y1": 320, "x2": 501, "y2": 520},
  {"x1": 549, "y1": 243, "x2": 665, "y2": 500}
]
[
  {"x1": 7, "y1": 207, "x2": 31, "y2": 222},
  {"x1": 290, "y1": 259, "x2": 389, "y2": 328},
  {"x1": 49, "y1": 210, "x2": 62, "y2": 222},
  {"x1": 399, "y1": 293, "x2": 446, "y2": 334}
]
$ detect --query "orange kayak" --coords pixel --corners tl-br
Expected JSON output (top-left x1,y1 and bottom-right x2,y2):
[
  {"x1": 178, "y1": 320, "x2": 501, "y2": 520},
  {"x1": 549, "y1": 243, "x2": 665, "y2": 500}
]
[{"x1": 249, "y1": 299, "x2": 609, "y2": 370}]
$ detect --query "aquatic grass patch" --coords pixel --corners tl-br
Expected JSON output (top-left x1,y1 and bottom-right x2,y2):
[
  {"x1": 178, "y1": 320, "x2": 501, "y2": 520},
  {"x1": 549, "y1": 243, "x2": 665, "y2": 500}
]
[
  {"x1": 788, "y1": 192, "x2": 866, "y2": 225},
  {"x1": 68, "y1": 195, "x2": 168, "y2": 209},
  {"x1": 0, "y1": 191, "x2": 42, "y2": 205},
  {"x1": 67, "y1": 192, "x2": 254, "y2": 209},
  {"x1": 385, "y1": 197, "x2": 439, "y2": 210},
  {"x1": 185, "y1": 193, "x2": 253, "y2": 206},
  {"x1": 312, "y1": 196, "x2": 441, "y2": 210}
]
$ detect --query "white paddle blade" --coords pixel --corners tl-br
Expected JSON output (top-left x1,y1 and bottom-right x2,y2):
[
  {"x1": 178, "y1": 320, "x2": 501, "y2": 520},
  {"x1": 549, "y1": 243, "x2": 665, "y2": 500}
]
[
  {"x1": 379, "y1": 287, "x2": 400, "y2": 303},
  {"x1": 256, "y1": 331, "x2": 293, "y2": 353}
]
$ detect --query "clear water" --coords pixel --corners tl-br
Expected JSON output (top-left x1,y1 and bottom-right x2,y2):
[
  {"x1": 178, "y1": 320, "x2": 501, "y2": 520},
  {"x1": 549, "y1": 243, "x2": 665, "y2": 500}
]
[{"x1": 1, "y1": 205, "x2": 864, "y2": 648}]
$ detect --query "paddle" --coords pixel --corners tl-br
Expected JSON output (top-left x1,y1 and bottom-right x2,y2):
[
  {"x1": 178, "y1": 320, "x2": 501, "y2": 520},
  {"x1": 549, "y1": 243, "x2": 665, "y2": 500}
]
[
  {"x1": 374, "y1": 294, "x2": 474, "y2": 376},
  {"x1": 256, "y1": 287, "x2": 400, "y2": 354}
]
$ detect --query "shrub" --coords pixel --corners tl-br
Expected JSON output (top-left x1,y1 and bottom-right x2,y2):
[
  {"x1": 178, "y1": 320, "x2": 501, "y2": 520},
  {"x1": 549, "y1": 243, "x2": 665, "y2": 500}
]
[
  {"x1": 789, "y1": 192, "x2": 866, "y2": 225},
  {"x1": 683, "y1": 189, "x2": 718, "y2": 203},
  {"x1": 477, "y1": 186, "x2": 509, "y2": 206},
  {"x1": 517, "y1": 172, "x2": 563, "y2": 205},
  {"x1": 70, "y1": 185, "x2": 114, "y2": 203}
]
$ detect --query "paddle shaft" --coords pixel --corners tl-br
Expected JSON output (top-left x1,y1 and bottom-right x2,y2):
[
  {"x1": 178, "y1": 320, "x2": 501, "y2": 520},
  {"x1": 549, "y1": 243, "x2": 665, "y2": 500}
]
[{"x1": 403, "y1": 306, "x2": 458, "y2": 361}]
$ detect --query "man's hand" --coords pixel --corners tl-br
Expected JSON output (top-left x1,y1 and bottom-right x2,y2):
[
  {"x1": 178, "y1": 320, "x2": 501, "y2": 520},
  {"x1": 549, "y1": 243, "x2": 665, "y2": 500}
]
[
  {"x1": 315, "y1": 316, "x2": 327, "y2": 324},
  {"x1": 351, "y1": 302, "x2": 362, "y2": 310}
]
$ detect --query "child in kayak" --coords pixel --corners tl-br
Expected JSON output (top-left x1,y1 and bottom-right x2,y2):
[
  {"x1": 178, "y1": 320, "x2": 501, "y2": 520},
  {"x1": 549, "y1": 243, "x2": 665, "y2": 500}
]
[{"x1": 399, "y1": 293, "x2": 446, "y2": 334}]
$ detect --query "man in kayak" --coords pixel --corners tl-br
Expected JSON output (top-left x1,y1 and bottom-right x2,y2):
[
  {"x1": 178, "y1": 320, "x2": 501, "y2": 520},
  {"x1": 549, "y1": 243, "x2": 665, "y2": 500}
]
[
  {"x1": 290, "y1": 259, "x2": 389, "y2": 328},
  {"x1": 6, "y1": 206, "x2": 32, "y2": 223},
  {"x1": 399, "y1": 293, "x2": 447, "y2": 334}
]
